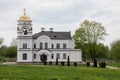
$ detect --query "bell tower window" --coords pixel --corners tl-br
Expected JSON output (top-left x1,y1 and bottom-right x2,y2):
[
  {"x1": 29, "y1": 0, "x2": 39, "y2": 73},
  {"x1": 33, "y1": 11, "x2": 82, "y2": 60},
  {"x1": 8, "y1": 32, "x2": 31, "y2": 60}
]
[{"x1": 23, "y1": 28, "x2": 27, "y2": 35}]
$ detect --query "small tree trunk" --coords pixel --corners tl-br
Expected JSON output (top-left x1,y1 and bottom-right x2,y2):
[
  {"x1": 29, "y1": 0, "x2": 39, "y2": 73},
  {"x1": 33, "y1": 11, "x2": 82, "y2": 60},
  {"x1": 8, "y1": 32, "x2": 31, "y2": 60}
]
[{"x1": 93, "y1": 58, "x2": 97, "y2": 67}]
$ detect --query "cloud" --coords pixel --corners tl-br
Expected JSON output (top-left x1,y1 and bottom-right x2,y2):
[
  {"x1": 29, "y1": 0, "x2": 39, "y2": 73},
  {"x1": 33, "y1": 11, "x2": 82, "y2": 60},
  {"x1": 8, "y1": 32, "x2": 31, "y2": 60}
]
[{"x1": 0, "y1": 0, "x2": 120, "y2": 46}]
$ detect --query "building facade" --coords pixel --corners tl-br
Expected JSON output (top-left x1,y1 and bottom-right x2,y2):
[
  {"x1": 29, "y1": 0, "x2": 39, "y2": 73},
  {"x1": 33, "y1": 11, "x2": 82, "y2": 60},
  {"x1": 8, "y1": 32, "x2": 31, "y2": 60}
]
[{"x1": 17, "y1": 9, "x2": 82, "y2": 63}]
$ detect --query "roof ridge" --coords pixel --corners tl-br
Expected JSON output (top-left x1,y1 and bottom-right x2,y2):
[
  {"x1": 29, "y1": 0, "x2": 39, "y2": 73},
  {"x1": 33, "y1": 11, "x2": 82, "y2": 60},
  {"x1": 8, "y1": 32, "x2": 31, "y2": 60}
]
[{"x1": 32, "y1": 31, "x2": 72, "y2": 39}]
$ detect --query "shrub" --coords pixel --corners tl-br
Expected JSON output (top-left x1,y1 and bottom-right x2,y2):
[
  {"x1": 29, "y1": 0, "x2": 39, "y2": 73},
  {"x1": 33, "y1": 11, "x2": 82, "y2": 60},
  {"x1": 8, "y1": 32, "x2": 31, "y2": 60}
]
[
  {"x1": 44, "y1": 61, "x2": 47, "y2": 65},
  {"x1": 3, "y1": 60, "x2": 6, "y2": 62},
  {"x1": 86, "y1": 62, "x2": 90, "y2": 67},
  {"x1": 99, "y1": 62, "x2": 106, "y2": 68},
  {"x1": 50, "y1": 78, "x2": 58, "y2": 80},
  {"x1": 61, "y1": 61, "x2": 65, "y2": 66},
  {"x1": 49, "y1": 61, "x2": 52, "y2": 65},
  {"x1": 4, "y1": 57, "x2": 16, "y2": 62},
  {"x1": 74, "y1": 62, "x2": 77, "y2": 67},
  {"x1": 0, "y1": 56, "x2": 5, "y2": 62}
]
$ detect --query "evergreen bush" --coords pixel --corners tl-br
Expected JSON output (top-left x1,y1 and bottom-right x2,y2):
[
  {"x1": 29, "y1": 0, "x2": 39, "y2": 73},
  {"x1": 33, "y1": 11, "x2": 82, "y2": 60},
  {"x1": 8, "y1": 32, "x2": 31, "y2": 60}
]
[
  {"x1": 99, "y1": 62, "x2": 106, "y2": 68},
  {"x1": 67, "y1": 56, "x2": 70, "y2": 66},
  {"x1": 74, "y1": 62, "x2": 77, "y2": 67},
  {"x1": 86, "y1": 62, "x2": 90, "y2": 67},
  {"x1": 49, "y1": 61, "x2": 52, "y2": 65},
  {"x1": 61, "y1": 61, "x2": 65, "y2": 66},
  {"x1": 44, "y1": 61, "x2": 47, "y2": 65}
]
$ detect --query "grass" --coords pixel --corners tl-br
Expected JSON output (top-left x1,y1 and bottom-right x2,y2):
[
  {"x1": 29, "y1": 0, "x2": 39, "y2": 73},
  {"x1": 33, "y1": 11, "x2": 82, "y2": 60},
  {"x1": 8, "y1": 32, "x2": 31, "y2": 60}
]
[
  {"x1": 107, "y1": 62, "x2": 120, "y2": 68},
  {"x1": 0, "y1": 64, "x2": 120, "y2": 80}
]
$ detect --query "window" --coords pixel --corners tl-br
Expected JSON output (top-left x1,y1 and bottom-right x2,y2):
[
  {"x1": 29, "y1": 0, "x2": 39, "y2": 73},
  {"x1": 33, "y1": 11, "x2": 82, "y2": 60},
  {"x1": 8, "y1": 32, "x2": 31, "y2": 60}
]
[
  {"x1": 51, "y1": 53, "x2": 54, "y2": 59},
  {"x1": 63, "y1": 53, "x2": 67, "y2": 59},
  {"x1": 23, "y1": 43, "x2": 27, "y2": 49},
  {"x1": 24, "y1": 31, "x2": 27, "y2": 35},
  {"x1": 23, "y1": 53, "x2": 27, "y2": 60},
  {"x1": 51, "y1": 44, "x2": 54, "y2": 49},
  {"x1": 63, "y1": 44, "x2": 67, "y2": 49},
  {"x1": 23, "y1": 28, "x2": 27, "y2": 35},
  {"x1": 34, "y1": 44, "x2": 36, "y2": 48},
  {"x1": 34, "y1": 54, "x2": 36, "y2": 59},
  {"x1": 40, "y1": 42, "x2": 43, "y2": 49},
  {"x1": 45, "y1": 42, "x2": 48, "y2": 49},
  {"x1": 56, "y1": 44, "x2": 60, "y2": 49},
  {"x1": 56, "y1": 53, "x2": 60, "y2": 59}
]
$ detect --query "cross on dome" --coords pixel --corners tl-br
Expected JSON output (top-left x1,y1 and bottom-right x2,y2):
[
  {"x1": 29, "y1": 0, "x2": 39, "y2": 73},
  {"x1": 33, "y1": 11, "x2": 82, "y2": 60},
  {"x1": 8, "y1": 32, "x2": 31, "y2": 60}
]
[
  {"x1": 24, "y1": 8, "x2": 26, "y2": 16},
  {"x1": 19, "y1": 8, "x2": 31, "y2": 20}
]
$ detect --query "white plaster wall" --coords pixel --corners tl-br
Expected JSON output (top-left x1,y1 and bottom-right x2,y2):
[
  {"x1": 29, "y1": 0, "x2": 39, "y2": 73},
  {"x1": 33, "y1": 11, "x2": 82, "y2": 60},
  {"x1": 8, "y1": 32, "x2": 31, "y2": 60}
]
[
  {"x1": 51, "y1": 40, "x2": 69, "y2": 49},
  {"x1": 17, "y1": 31, "x2": 82, "y2": 62},
  {"x1": 17, "y1": 51, "x2": 33, "y2": 62},
  {"x1": 69, "y1": 39, "x2": 75, "y2": 49},
  {"x1": 32, "y1": 35, "x2": 82, "y2": 62},
  {"x1": 17, "y1": 32, "x2": 32, "y2": 36},
  {"x1": 17, "y1": 32, "x2": 22, "y2": 36},
  {"x1": 50, "y1": 51, "x2": 69, "y2": 62},
  {"x1": 33, "y1": 35, "x2": 51, "y2": 49},
  {"x1": 17, "y1": 38, "x2": 33, "y2": 62},
  {"x1": 33, "y1": 35, "x2": 75, "y2": 49},
  {"x1": 33, "y1": 49, "x2": 82, "y2": 62},
  {"x1": 50, "y1": 39, "x2": 75, "y2": 49},
  {"x1": 69, "y1": 50, "x2": 82, "y2": 62},
  {"x1": 18, "y1": 39, "x2": 33, "y2": 49}
]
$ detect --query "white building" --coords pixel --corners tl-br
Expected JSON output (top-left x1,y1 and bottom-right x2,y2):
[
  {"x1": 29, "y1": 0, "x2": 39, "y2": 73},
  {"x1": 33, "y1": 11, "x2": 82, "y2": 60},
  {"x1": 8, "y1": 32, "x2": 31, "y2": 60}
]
[{"x1": 17, "y1": 9, "x2": 82, "y2": 63}]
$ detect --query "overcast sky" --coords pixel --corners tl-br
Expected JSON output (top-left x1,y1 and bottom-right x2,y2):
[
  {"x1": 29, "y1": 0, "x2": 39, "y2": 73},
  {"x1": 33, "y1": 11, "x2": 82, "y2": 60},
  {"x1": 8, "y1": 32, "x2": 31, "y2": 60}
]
[{"x1": 0, "y1": 0, "x2": 120, "y2": 46}]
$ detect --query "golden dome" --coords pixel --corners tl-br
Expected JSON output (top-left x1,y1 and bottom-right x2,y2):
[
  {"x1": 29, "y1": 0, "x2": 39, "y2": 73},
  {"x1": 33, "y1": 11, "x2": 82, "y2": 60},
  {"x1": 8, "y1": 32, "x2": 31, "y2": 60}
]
[{"x1": 19, "y1": 9, "x2": 31, "y2": 20}]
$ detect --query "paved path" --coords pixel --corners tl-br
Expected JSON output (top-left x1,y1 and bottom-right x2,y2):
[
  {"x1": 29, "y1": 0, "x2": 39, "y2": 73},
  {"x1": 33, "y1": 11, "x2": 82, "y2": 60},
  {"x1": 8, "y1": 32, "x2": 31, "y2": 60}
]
[
  {"x1": 88, "y1": 62, "x2": 120, "y2": 69},
  {"x1": 106, "y1": 66, "x2": 120, "y2": 69},
  {"x1": 2, "y1": 62, "x2": 17, "y2": 64}
]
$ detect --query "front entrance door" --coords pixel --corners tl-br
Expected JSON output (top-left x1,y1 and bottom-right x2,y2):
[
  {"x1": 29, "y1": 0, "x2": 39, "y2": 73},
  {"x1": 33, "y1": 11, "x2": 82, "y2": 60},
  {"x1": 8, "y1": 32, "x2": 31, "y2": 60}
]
[{"x1": 40, "y1": 54, "x2": 47, "y2": 63}]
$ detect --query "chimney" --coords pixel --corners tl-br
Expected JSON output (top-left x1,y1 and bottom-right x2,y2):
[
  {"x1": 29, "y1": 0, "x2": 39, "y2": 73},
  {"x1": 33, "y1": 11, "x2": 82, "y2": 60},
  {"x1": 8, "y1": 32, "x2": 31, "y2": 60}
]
[
  {"x1": 50, "y1": 28, "x2": 53, "y2": 32},
  {"x1": 41, "y1": 28, "x2": 45, "y2": 32}
]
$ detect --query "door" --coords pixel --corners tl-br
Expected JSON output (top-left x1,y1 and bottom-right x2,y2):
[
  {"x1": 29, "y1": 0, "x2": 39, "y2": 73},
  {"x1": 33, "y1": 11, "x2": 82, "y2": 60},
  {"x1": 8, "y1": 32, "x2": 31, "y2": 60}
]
[{"x1": 40, "y1": 54, "x2": 47, "y2": 63}]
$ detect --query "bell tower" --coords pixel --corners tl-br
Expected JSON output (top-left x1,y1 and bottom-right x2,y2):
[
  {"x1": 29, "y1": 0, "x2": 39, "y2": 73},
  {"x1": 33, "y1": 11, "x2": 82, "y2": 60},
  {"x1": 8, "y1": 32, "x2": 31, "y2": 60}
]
[{"x1": 17, "y1": 9, "x2": 33, "y2": 62}]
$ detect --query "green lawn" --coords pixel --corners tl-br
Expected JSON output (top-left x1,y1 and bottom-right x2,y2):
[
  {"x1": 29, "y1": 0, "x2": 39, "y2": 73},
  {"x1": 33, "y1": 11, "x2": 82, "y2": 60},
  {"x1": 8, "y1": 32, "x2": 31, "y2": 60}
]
[
  {"x1": 0, "y1": 64, "x2": 120, "y2": 80},
  {"x1": 107, "y1": 62, "x2": 120, "y2": 68}
]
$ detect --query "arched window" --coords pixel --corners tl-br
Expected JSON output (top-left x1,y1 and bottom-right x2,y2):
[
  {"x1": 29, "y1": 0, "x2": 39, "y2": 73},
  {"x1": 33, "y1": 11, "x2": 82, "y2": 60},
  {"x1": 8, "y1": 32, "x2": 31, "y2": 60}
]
[
  {"x1": 23, "y1": 53, "x2": 27, "y2": 60},
  {"x1": 40, "y1": 42, "x2": 43, "y2": 49},
  {"x1": 45, "y1": 42, "x2": 48, "y2": 49}
]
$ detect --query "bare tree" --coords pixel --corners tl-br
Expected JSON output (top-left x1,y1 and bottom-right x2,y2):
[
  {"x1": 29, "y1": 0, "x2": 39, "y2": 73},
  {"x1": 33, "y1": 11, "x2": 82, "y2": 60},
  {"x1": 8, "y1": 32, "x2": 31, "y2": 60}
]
[{"x1": 10, "y1": 38, "x2": 17, "y2": 47}]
